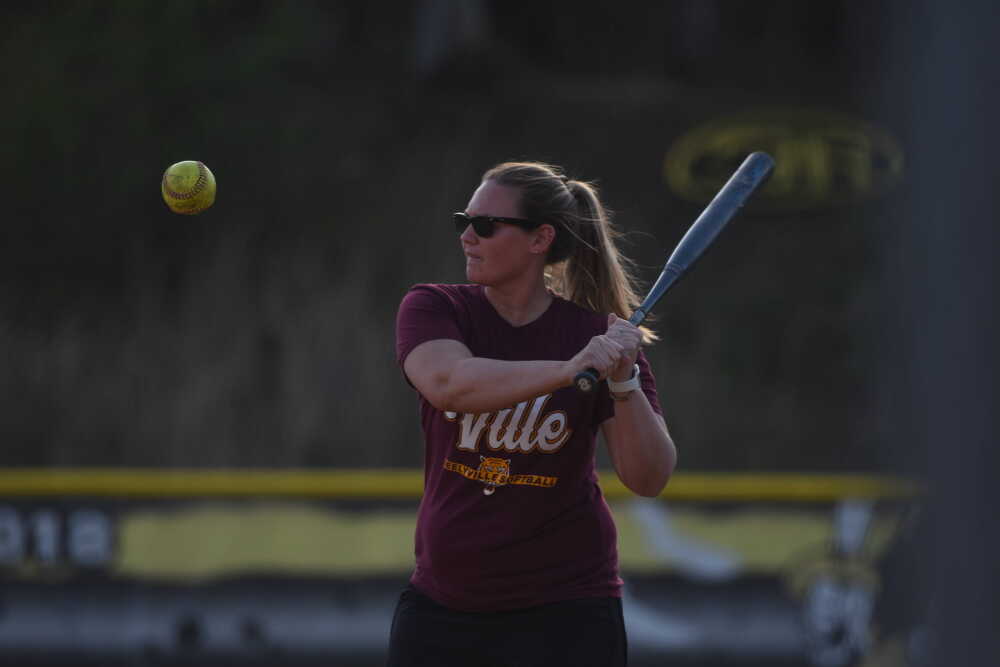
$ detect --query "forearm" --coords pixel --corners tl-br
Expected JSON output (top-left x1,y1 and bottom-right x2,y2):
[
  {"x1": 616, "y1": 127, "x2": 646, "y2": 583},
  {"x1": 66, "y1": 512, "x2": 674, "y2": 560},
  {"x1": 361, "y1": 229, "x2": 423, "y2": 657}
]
[
  {"x1": 604, "y1": 393, "x2": 676, "y2": 497},
  {"x1": 437, "y1": 357, "x2": 571, "y2": 414}
]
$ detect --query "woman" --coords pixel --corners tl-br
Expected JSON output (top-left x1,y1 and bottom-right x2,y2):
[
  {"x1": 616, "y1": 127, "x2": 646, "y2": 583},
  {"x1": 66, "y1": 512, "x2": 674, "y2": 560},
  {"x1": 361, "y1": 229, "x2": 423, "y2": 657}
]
[{"x1": 390, "y1": 161, "x2": 676, "y2": 666}]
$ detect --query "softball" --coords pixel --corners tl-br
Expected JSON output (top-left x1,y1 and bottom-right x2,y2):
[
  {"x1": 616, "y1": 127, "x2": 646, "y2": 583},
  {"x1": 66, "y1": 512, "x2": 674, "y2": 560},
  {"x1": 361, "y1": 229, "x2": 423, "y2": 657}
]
[{"x1": 161, "y1": 160, "x2": 216, "y2": 214}]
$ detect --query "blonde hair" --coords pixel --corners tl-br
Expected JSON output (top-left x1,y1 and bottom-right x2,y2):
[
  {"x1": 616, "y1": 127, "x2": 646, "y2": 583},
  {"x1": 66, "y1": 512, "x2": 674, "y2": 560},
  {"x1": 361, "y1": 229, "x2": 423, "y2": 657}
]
[{"x1": 482, "y1": 161, "x2": 656, "y2": 342}]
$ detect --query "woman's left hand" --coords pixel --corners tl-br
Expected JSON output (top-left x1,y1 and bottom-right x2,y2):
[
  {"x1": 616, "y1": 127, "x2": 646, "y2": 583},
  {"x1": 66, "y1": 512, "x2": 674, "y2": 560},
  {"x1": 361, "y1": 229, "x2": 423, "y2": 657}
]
[{"x1": 604, "y1": 314, "x2": 641, "y2": 381}]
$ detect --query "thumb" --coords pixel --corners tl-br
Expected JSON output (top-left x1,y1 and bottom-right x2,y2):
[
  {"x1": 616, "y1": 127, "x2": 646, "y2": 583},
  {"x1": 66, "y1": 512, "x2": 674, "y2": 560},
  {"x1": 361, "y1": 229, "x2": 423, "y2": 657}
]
[{"x1": 607, "y1": 313, "x2": 618, "y2": 328}]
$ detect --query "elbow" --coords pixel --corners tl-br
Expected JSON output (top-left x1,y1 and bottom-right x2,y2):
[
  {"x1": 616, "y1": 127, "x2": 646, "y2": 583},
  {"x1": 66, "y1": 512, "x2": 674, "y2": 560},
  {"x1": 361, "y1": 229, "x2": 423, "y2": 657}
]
[
  {"x1": 416, "y1": 374, "x2": 457, "y2": 412},
  {"x1": 435, "y1": 393, "x2": 464, "y2": 414},
  {"x1": 426, "y1": 386, "x2": 460, "y2": 413},
  {"x1": 430, "y1": 366, "x2": 492, "y2": 414},
  {"x1": 413, "y1": 357, "x2": 476, "y2": 413},
  {"x1": 420, "y1": 361, "x2": 476, "y2": 413},
  {"x1": 626, "y1": 446, "x2": 677, "y2": 498},
  {"x1": 425, "y1": 378, "x2": 470, "y2": 414},
  {"x1": 629, "y1": 469, "x2": 672, "y2": 498}
]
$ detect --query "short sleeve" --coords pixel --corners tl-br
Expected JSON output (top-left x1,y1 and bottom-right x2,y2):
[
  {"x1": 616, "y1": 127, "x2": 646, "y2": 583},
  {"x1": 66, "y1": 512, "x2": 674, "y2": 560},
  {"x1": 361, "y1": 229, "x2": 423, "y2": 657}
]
[
  {"x1": 395, "y1": 285, "x2": 467, "y2": 369},
  {"x1": 599, "y1": 347, "x2": 662, "y2": 424},
  {"x1": 636, "y1": 348, "x2": 662, "y2": 415}
]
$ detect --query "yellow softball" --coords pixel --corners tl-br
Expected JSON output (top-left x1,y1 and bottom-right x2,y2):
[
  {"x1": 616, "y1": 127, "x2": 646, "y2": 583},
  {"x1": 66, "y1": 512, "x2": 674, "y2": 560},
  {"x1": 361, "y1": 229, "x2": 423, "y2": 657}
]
[{"x1": 161, "y1": 160, "x2": 216, "y2": 214}]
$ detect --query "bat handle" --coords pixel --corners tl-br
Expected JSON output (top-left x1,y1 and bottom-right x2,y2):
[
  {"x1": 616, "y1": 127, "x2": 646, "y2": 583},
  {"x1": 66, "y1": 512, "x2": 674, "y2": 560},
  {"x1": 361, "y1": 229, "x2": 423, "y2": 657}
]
[{"x1": 573, "y1": 368, "x2": 600, "y2": 393}]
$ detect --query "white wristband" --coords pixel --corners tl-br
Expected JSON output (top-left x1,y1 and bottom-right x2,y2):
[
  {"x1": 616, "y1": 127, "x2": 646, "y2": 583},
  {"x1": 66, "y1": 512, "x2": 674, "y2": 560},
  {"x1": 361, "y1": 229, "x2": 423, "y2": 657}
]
[{"x1": 607, "y1": 364, "x2": 641, "y2": 393}]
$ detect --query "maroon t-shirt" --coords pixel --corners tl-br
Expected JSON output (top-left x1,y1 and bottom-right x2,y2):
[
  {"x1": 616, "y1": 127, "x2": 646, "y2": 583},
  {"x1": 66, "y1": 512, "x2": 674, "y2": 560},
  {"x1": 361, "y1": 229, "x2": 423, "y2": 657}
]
[{"x1": 395, "y1": 283, "x2": 662, "y2": 612}]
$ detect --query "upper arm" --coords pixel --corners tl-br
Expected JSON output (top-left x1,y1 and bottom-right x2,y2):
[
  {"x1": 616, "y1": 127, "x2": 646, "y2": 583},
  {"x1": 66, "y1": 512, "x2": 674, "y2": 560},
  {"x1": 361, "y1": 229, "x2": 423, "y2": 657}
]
[
  {"x1": 402, "y1": 338, "x2": 474, "y2": 406},
  {"x1": 598, "y1": 352, "x2": 667, "y2": 480},
  {"x1": 601, "y1": 412, "x2": 668, "y2": 469},
  {"x1": 395, "y1": 285, "x2": 469, "y2": 403}
]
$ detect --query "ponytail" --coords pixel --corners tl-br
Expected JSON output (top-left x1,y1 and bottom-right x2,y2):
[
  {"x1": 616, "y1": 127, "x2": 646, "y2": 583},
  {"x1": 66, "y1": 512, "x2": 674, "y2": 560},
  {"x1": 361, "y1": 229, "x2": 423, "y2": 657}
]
[{"x1": 483, "y1": 161, "x2": 656, "y2": 343}]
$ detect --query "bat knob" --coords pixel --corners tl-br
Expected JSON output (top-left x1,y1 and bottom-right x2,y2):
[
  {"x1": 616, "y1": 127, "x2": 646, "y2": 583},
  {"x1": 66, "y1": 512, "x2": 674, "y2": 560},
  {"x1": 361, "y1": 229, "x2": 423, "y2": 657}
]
[{"x1": 574, "y1": 368, "x2": 599, "y2": 393}]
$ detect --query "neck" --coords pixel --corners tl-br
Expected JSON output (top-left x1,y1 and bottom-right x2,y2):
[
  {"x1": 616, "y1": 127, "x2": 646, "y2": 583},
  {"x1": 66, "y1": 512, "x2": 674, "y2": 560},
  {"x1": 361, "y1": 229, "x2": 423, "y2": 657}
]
[{"x1": 483, "y1": 275, "x2": 552, "y2": 327}]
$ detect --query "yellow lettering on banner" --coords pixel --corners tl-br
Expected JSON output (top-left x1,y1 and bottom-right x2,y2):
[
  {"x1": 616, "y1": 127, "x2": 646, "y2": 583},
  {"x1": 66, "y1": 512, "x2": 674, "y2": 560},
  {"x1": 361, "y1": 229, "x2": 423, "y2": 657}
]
[{"x1": 663, "y1": 109, "x2": 905, "y2": 212}]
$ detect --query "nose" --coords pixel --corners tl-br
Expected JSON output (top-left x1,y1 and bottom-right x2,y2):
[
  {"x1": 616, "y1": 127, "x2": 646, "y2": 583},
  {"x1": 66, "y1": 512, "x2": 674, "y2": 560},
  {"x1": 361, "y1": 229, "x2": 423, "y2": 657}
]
[{"x1": 459, "y1": 224, "x2": 478, "y2": 245}]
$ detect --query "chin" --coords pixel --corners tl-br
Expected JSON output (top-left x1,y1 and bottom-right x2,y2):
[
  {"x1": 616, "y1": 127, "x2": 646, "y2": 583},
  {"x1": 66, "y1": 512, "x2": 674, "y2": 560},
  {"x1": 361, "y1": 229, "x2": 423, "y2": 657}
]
[{"x1": 465, "y1": 265, "x2": 489, "y2": 285}]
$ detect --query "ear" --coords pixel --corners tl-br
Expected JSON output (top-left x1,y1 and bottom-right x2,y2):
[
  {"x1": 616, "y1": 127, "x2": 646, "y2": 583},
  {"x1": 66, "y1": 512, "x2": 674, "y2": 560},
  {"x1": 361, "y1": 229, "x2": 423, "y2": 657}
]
[{"x1": 528, "y1": 224, "x2": 557, "y2": 255}]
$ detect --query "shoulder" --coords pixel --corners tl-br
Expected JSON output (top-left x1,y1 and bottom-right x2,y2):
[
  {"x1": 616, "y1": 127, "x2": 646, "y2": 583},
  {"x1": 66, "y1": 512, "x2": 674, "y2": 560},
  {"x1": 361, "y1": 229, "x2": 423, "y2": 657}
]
[
  {"x1": 395, "y1": 284, "x2": 481, "y2": 363},
  {"x1": 397, "y1": 283, "x2": 485, "y2": 321}
]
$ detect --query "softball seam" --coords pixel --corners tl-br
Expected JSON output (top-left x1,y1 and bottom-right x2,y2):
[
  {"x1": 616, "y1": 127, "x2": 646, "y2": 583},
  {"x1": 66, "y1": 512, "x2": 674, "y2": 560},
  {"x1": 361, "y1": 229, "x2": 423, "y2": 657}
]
[{"x1": 162, "y1": 162, "x2": 209, "y2": 200}]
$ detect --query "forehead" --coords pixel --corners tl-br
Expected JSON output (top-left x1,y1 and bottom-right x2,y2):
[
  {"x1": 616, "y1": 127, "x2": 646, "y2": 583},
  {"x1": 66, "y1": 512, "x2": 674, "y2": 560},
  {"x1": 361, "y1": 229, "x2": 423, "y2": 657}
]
[{"x1": 466, "y1": 180, "x2": 522, "y2": 217}]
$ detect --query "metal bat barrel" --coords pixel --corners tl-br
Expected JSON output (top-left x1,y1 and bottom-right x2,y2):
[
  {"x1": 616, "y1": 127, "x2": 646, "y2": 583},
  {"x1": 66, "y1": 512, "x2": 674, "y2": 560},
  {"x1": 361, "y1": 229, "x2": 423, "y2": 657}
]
[
  {"x1": 573, "y1": 151, "x2": 774, "y2": 394},
  {"x1": 636, "y1": 151, "x2": 774, "y2": 317}
]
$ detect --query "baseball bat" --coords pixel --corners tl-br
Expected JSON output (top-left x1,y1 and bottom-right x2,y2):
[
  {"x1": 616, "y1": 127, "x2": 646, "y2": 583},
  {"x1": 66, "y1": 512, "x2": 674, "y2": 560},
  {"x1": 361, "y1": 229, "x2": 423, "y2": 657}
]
[{"x1": 574, "y1": 151, "x2": 775, "y2": 393}]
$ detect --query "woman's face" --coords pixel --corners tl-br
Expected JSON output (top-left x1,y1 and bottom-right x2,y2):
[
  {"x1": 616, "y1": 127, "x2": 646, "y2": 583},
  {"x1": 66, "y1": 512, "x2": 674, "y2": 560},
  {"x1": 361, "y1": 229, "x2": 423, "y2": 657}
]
[{"x1": 460, "y1": 180, "x2": 544, "y2": 286}]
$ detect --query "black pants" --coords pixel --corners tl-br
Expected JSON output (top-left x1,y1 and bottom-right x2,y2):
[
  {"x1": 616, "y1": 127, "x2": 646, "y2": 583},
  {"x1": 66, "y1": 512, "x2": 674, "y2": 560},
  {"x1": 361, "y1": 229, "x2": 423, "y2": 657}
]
[{"x1": 385, "y1": 586, "x2": 627, "y2": 667}]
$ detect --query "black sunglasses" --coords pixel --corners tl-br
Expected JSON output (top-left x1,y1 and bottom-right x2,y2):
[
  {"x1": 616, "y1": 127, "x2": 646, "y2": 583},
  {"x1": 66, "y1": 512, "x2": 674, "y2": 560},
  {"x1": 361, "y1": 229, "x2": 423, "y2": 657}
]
[{"x1": 453, "y1": 212, "x2": 540, "y2": 238}]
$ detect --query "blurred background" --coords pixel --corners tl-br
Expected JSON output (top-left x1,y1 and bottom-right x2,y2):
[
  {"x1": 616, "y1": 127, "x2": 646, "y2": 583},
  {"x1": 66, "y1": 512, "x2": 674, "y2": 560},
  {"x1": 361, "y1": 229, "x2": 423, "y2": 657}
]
[{"x1": 1, "y1": 1, "x2": 996, "y2": 666}]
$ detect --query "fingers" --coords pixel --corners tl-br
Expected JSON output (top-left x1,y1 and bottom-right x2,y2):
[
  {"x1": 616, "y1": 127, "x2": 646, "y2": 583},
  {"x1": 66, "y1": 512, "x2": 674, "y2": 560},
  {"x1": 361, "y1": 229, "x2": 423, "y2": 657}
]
[
  {"x1": 605, "y1": 315, "x2": 641, "y2": 362},
  {"x1": 569, "y1": 316, "x2": 643, "y2": 386},
  {"x1": 577, "y1": 335, "x2": 625, "y2": 380},
  {"x1": 592, "y1": 336, "x2": 624, "y2": 379}
]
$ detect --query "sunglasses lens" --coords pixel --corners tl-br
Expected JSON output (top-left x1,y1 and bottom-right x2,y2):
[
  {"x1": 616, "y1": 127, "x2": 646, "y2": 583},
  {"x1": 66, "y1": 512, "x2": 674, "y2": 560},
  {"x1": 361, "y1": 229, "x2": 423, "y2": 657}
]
[
  {"x1": 454, "y1": 214, "x2": 495, "y2": 237},
  {"x1": 472, "y1": 219, "x2": 495, "y2": 237}
]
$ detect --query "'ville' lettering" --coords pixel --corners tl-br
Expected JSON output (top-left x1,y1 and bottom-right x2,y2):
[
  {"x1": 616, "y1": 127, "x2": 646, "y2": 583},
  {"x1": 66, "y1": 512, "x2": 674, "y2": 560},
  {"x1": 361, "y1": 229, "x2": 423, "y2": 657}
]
[{"x1": 444, "y1": 394, "x2": 572, "y2": 454}]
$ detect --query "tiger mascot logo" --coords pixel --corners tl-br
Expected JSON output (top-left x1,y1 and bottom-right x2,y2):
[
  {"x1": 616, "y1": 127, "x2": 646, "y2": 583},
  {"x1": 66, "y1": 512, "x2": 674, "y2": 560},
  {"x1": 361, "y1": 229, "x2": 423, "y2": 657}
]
[{"x1": 477, "y1": 456, "x2": 510, "y2": 495}]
